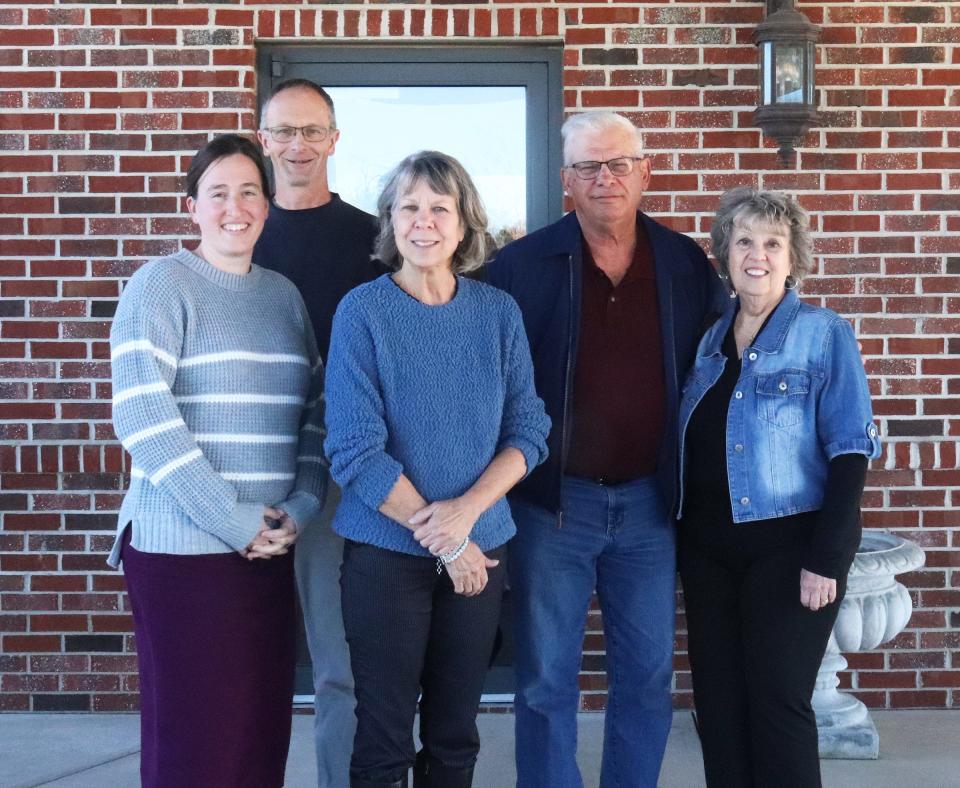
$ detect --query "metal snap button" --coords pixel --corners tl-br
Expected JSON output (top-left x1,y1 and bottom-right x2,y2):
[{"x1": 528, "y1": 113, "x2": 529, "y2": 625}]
[
  {"x1": 740, "y1": 496, "x2": 750, "y2": 505},
  {"x1": 735, "y1": 391, "x2": 743, "y2": 399},
  {"x1": 735, "y1": 444, "x2": 744, "y2": 452},
  {"x1": 748, "y1": 352, "x2": 757, "y2": 361},
  {"x1": 778, "y1": 381, "x2": 787, "y2": 391}
]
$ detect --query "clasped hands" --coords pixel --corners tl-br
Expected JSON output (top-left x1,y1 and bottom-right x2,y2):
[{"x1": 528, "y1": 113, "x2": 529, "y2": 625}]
[
  {"x1": 410, "y1": 497, "x2": 498, "y2": 597},
  {"x1": 241, "y1": 506, "x2": 298, "y2": 561}
]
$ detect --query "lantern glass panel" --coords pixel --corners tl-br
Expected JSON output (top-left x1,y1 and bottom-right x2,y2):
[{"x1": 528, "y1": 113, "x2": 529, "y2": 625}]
[
  {"x1": 805, "y1": 41, "x2": 815, "y2": 103},
  {"x1": 775, "y1": 44, "x2": 804, "y2": 104},
  {"x1": 762, "y1": 41, "x2": 773, "y2": 105}
]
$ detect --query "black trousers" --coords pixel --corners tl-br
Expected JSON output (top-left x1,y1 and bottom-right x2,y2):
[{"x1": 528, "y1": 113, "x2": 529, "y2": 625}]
[
  {"x1": 678, "y1": 520, "x2": 845, "y2": 788},
  {"x1": 340, "y1": 540, "x2": 507, "y2": 782}
]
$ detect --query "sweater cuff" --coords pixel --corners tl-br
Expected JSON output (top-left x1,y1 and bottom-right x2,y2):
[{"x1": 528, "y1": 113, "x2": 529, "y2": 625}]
[
  {"x1": 277, "y1": 490, "x2": 322, "y2": 534},
  {"x1": 220, "y1": 501, "x2": 267, "y2": 552},
  {"x1": 498, "y1": 438, "x2": 540, "y2": 481},
  {"x1": 801, "y1": 551, "x2": 851, "y2": 582},
  {"x1": 349, "y1": 454, "x2": 405, "y2": 512}
]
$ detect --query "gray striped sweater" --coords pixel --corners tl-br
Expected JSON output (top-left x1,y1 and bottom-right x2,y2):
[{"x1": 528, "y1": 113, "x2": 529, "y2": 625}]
[{"x1": 107, "y1": 249, "x2": 327, "y2": 567}]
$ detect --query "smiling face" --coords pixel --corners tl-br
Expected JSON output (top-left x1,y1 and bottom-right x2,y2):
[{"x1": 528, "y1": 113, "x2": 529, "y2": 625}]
[
  {"x1": 727, "y1": 217, "x2": 793, "y2": 305},
  {"x1": 186, "y1": 153, "x2": 269, "y2": 266},
  {"x1": 257, "y1": 87, "x2": 338, "y2": 191},
  {"x1": 392, "y1": 179, "x2": 464, "y2": 274},
  {"x1": 561, "y1": 124, "x2": 650, "y2": 231}
]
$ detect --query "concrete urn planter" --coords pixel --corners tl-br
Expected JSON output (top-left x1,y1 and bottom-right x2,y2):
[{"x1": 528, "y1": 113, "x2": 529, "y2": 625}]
[{"x1": 813, "y1": 530, "x2": 925, "y2": 759}]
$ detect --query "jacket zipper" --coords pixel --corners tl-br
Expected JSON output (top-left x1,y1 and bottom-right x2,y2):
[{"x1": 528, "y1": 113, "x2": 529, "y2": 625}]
[{"x1": 557, "y1": 253, "x2": 575, "y2": 529}]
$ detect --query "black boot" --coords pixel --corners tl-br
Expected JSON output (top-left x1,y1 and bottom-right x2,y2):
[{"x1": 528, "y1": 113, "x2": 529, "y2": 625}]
[
  {"x1": 350, "y1": 773, "x2": 408, "y2": 788},
  {"x1": 413, "y1": 752, "x2": 474, "y2": 788}
]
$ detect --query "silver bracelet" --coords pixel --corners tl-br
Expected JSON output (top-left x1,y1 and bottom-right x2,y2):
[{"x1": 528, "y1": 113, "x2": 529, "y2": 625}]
[{"x1": 436, "y1": 537, "x2": 470, "y2": 574}]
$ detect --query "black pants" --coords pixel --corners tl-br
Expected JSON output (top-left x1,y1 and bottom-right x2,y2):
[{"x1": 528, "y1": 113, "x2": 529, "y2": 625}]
[
  {"x1": 340, "y1": 540, "x2": 507, "y2": 782},
  {"x1": 678, "y1": 520, "x2": 844, "y2": 788}
]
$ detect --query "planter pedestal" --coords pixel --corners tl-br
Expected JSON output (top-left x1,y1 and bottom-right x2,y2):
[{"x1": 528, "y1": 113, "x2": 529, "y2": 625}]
[{"x1": 814, "y1": 531, "x2": 924, "y2": 759}]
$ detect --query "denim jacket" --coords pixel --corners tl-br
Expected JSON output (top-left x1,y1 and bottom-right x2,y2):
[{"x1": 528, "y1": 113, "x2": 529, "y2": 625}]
[{"x1": 677, "y1": 289, "x2": 881, "y2": 523}]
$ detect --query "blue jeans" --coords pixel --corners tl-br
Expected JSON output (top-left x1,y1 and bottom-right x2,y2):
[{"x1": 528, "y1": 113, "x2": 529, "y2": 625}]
[{"x1": 510, "y1": 476, "x2": 676, "y2": 788}]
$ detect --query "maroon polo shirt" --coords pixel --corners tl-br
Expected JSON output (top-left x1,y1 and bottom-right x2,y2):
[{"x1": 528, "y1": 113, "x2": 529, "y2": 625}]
[{"x1": 565, "y1": 223, "x2": 666, "y2": 482}]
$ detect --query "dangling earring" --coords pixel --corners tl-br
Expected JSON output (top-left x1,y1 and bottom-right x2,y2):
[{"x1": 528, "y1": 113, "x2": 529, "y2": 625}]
[
  {"x1": 721, "y1": 272, "x2": 736, "y2": 298},
  {"x1": 784, "y1": 274, "x2": 798, "y2": 290}
]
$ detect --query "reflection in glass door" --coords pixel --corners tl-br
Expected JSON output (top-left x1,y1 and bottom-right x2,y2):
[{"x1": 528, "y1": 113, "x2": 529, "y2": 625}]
[{"x1": 328, "y1": 86, "x2": 527, "y2": 245}]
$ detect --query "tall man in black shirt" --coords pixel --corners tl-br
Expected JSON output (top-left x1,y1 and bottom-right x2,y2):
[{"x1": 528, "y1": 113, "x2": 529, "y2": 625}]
[{"x1": 254, "y1": 79, "x2": 381, "y2": 788}]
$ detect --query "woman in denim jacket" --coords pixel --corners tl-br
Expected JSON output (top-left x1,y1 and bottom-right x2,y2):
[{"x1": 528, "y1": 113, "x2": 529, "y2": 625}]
[{"x1": 676, "y1": 188, "x2": 881, "y2": 788}]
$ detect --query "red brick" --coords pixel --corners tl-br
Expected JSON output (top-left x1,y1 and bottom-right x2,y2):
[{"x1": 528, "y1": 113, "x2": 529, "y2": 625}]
[
  {"x1": 90, "y1": 92, "x2": 148, "y2": 110},
  {"x1": 58, "y1": 113, "x2": 116, "y2": 132},
  {"x1": 151, "y1": 8, "x2": 208, "y2": 26},
  {"x1": 181, "y1": 112, "x2": 239, "y2": 131},
  {"x1": 890, "y1": 691, "x2": 948, "y2": 708},
  {"x1": 0, "y1": 29, "x2": 53, "y2": 47},
  {"x1": 216, "y1": 9, "x2": 254, "y2": 27},
  {"x1": 861, "y1": 27, "x2": 918, "y2": 45},
  {"x1": 343, "y1": 10, "x2": 360, "y2": 37},
  {"x1": 3, "y1": 635, "x2": 61, "y2": 652},
  {"x1": 888, "y1": 89, "x2": 947, "y2": 106},
  {"x1": 119, "y1": 29, "x2": 177, "y2": 47},
  {"x1": 923, "y1": 69, "x2": 960, "y2": 86},
  {"x1": 581, "y1": 90, "x2": 638, "y2": 108},
  {"x1": 823, "y1": 215, "x2": 881, "y2": 233},
  {"x1": 90, "y1": 9, "x2": 147, "y2": 26}
]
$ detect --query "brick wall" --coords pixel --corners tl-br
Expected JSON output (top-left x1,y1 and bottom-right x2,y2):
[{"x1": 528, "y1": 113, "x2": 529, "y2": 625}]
[{"x1": 1, "y1": 1, "x2": 958, "y2": 713}]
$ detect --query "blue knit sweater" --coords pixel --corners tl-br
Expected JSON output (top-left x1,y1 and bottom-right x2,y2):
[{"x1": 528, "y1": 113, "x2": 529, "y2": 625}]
[
  {"x1": 324, "y1": 274, "x2": 550, "y2": 556},
  {"x1": 107, "y1": 249, "x2": 327, "y2": 567}
]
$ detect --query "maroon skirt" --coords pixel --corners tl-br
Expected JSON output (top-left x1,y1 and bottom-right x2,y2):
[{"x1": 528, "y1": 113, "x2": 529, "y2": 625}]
[{"x1": 121, "y1": 528, "x2": 297, "y2": 788}]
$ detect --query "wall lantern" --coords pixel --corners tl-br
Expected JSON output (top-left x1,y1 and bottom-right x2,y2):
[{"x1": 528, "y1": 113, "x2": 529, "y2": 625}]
[{"x1": 753, "y1": 0, "x2": 821, "y2": 166}]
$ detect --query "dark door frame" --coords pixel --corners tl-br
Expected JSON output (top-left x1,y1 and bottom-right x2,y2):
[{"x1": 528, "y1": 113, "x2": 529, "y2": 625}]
[{"x1": 255, "y1": 43, "x2": 565, "y2": 233}]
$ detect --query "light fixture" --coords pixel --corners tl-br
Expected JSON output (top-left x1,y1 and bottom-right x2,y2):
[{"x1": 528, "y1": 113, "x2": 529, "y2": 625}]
[{"x1": 753, "y1": 0, "x2": 821, "y2": 166}]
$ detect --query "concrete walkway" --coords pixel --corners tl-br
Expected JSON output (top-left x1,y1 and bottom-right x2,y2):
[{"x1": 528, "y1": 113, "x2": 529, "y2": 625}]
[{"x1": 1, "y1": 710, "x2": 958, "y2": 787}]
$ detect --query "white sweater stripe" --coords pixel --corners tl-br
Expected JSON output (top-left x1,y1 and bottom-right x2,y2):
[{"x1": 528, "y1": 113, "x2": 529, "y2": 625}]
[
  {"x1": 194, "y1": 433, "x2": 297, "y2": 444},
  {"x1": 221, "y1": 472, "x2": 296, "y2": 482},
  {"x1": 179, "y1": 351, "x2": 309, "y2": 368},
  {"x1": 122, "y1": 418, "x2": 184, "y2": 448},
  {"x1": 150, "y1": 448, "x2": 203, "y2": 485},
  {"x1": 175, "y1": 393, "x2": 304, "y2": 405},
  {"x1": 112, "y1": 339, "x2": 178, "y2": 368},
  {"x1": 114, "y1": 382, "x2": 169, "y2": 405}
]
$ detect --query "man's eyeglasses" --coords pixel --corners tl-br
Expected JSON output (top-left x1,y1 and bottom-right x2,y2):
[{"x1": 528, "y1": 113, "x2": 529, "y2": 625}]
[
  {"x1": 261, "y1": 125, "x2": 335, "y2": 143},
  {"x1": 565, "y1": 156, "x2": 645, "y2": 180}
]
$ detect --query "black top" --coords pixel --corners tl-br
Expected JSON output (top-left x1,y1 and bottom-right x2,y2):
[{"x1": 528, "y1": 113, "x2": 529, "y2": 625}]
[
  {"x1": 253, "y1": 194, "x2": 383, "y2": 361},
  {"x1": 682, "y1": 320, "x2": 867, "y2": 579}
]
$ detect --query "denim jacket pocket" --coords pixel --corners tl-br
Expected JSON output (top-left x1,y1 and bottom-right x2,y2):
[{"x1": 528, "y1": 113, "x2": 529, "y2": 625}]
[{"x1": 755, "y1": 371, "x2": 811, "y2": 428}]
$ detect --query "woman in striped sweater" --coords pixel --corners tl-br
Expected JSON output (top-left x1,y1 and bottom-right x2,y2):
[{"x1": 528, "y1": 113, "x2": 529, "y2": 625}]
[{"x1": 108, "y1": 134, "x2": 326, "y2": 788}]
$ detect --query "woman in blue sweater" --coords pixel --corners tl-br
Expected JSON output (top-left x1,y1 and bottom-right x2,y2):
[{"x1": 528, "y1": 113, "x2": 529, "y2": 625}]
[{"x1": 324, "y1": 151, "x2": 550, "y2": 788}]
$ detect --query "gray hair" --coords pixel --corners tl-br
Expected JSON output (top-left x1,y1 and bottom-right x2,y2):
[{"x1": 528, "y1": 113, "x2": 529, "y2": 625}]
[
  {"x1": 561, "y1": 111, "x2": 643, "y2": 165},
  {"x1": 710, "y1": 187, "x2": 814, "y2": 285},
  {"x1": 260, "y1": 79, "x2": 337, "y2": 129},
  {"x1": 374, "y1": 151, "x2": 489, "y2": 274}
]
